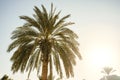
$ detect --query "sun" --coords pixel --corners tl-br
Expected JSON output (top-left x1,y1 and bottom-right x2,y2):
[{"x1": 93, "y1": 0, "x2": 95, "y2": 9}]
[{"x1": 88, "y1": 47, "x2": 114, "y2": 68}]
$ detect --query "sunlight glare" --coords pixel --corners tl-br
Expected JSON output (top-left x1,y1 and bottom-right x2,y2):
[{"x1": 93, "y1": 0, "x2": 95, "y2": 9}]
[{"x1": 88, "y1": 47, "x2": 114, "y2": 68}]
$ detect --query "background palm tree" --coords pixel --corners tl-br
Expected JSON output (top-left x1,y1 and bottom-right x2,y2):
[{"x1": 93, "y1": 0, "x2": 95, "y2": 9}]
[
  {"x1": 100, "y1": 75, "x2": 120, "y2": 80},
  {"x1": 101, "y1": 67, "x2": 116, "y2": 80},
  {"x1": 7, "y1": 4, "x2": 81, "y2": 80},
  {"x1": 101, "y1": 67, "x2": 116, "y2": 76}
]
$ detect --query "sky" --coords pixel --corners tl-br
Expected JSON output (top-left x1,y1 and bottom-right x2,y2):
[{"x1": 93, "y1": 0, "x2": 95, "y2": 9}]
[{"x1": 0, "y1": 0, "x2": 120, "y2": 80}]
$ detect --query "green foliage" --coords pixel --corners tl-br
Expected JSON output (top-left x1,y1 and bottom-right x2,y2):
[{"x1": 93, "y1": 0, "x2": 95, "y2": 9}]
[{"x1": 7, "y1": 4, "x2": 81, "y2": 79}]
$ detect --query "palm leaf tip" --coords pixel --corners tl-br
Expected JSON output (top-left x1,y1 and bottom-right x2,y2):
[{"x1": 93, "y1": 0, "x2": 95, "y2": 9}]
[
  {"x1": 76, "y1": 53, "x2": 82, "y2": 60},
  {"x1": 79, "y1": 54, "x2": 82, "y2": 60},
  {"x1": 7, "y1": 47, "x2": 10, "y2": 52},
  {"x1": 7, "y1": 43, "x2": 15, "y2": 52},
  {"x1": 41, "y1": 5, "x2": 47, "y2": 14},
  {"x1": 19, "y1": 16, "x2": 26, "y2": 19},
  {"x1": 62, "y1": 14, "x2": 71, "y2": 21}
]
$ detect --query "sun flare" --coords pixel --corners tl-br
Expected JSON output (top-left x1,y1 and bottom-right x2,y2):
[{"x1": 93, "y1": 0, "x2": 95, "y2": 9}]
[{"x1": 88, "y1": 47, "x2": 114, "y2": 68}]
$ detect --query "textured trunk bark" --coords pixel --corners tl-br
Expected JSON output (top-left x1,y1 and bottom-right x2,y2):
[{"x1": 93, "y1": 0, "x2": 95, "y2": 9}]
[
  {"x1": 40, "y1": 39, "x2": 52, "y2": 80},
  {"x1": 41, "y1": 56, "x2": 49, "y2": 80},
  {"x1": 49, "y1": 56, "x2": 52, "y2": 80}
]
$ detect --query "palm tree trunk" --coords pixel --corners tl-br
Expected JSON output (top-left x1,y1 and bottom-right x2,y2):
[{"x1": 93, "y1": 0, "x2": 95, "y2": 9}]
[
  {"x1": 41, "y1": 56, "x2": 49, "y2": 80},
  {"x1": 40, "y1": 39, "x2": 52, "y2": 80},
  {"x1": 49, "y1": 56, "x2": 52, "y2": 80}
]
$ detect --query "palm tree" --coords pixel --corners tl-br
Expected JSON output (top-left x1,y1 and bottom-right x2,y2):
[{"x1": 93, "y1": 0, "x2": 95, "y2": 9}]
[
  {"x1": 101, "y1": 67, "x2": 116, "y2": 80},
  {"x1": 101, "y1": 67, "x2": 116, "y2": 76},
  {"x1": 7, "y1": 4, "x2": 82, "y2": 80}
]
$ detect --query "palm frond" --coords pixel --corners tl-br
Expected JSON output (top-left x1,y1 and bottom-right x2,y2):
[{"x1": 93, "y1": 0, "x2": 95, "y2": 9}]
[
  {"x1": 41, "y1": 5, "x2": 48, "y2": 20},
  {"x1": 52, "y1": 46, "x2": 63, "y2": 78},
  {"x1": 11, "y1": 43, "x2": 34, "y2": 73},
  {"x1": 52, "y1": 31, "x2": 82, "y2": 59},
  {"x1": 7, "y1": 36, "x2": 34, "y2": 52},
  {"x1": 11, "y1": 27, "x2": 39, "y2": 39},
  {"x1": 53, "y1": 42, "x2": 74, "y2": 78},
  {"x1": 19, "y1": 16, "x2": 40, "y2": 32},
  {"x1": 34, "y1": 6, "x2": 46, "y2": 33},
  {"x1": 55, "y1": 14, "x2": 70, "y2": 28},
  {"x1": 102, "y1": 67, "x2": 116, "y2": 75}
]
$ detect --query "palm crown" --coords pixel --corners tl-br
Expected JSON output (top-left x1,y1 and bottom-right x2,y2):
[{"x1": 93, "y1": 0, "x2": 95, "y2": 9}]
[
  {"x1": 7, "y1": 4, "x2": 81, "y2": 80},
  {"x1": 101, "y1": 67, "x2": 116, "y2": 76}
]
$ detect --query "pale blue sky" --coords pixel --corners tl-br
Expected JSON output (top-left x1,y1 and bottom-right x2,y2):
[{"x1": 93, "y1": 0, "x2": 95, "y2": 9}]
[{"x1": 0, "y1": 0, "x2": 120, "y2": 80}]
